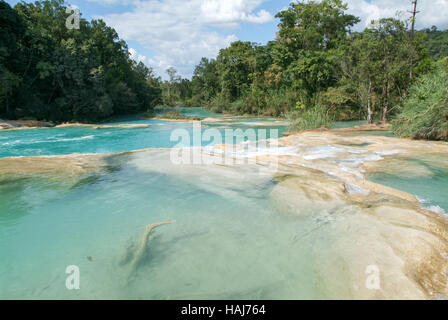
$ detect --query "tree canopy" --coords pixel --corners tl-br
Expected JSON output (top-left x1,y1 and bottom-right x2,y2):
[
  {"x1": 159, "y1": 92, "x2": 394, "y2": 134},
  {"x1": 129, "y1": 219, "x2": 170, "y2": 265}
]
[
  {"x1": 0, "y1": 0, "x2": 161, "y2": 122},
  {"x1": 190, "y1": 0, "x2": 440, "y2": 132}
]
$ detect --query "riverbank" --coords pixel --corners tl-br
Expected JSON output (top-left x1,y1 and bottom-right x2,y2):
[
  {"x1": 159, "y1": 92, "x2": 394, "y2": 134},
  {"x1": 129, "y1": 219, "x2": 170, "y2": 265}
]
[
  {"x1": 0, "y1": 119, "x2": 152, "y2": 130},
  {"x1": 282, "y1": 122, "x2": 391, "y2": 136},
  {"x1": 0, "y1": 119, "x2": 55, "y2": 129}
]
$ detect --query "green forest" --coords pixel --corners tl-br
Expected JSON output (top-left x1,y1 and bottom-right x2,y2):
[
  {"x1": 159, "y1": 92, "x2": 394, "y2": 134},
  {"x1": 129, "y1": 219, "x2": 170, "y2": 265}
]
[
  {"x1": 0, "y1": 0, "x2": 162, "y2": 122},
  {"x1": 421, "y1": 26, "x2": 448, "y2": 61},
  {"x1": 1, "y1": 0, "x2": 447, "y2": 140}
]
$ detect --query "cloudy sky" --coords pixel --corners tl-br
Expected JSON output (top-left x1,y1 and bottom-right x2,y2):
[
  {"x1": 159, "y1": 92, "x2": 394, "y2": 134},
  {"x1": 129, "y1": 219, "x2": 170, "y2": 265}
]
[{"x1": 6, "y1": 0, "x2": 448, "y2": 79}]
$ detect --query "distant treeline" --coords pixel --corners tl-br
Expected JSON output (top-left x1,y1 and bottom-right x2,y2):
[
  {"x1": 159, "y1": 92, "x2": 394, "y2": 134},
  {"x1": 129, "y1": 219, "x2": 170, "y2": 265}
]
[
  {"x1": 185, "y1": 0, "x2": 447, "y2": 138},
  {"x1": 420, "y1": 27, "x2": 448, "y2": 61},
  {"x1": 0, "y1": 0, "x2": 162, "y2": 122}
]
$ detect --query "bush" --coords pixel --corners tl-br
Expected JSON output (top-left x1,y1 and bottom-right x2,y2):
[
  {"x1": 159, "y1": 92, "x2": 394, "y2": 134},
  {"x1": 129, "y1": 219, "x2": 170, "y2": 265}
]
[
  {"x1": 237, "y1": 87, "x2": 300, "y2": 117},
  {"x1": 392, "y1": 63, "x2": 448, "y2": 141},
  {"x1": 287, "y1": 104, "x2": 334, "y2": 131},
  {"x1": 229, "y1": 99, "x2": 245, "y2": 114},
  {"x1": 207, "y1": 94, "x2": 231, "y2": 113},
  {"x1": 262, "y1": 89, "x2": 299, "y2": 117},
  {"x1": 204, "y1": 86, "x2": 300, "y2": 117}
]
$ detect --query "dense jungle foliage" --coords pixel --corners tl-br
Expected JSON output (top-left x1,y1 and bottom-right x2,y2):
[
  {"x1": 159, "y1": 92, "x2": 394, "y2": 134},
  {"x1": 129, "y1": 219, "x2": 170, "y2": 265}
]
[{"x1": 0, "y1": 0, "x2": 162, "y2": 122}]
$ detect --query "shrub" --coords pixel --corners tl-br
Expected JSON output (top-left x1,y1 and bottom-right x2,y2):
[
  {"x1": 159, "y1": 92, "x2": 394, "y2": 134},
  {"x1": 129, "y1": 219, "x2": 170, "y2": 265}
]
[
  {"x1": 263, "y1": 89, "x2": 299, "y2": 117},
  {"x1": 287, "y1": 104, "x2": 334, "y2": 131},
  {"x1": 392, "y1": 63, "x2": 448, "y2": 141},
  {"x1": 207, "y1": 94, "x2": 230, "y2": 113}
]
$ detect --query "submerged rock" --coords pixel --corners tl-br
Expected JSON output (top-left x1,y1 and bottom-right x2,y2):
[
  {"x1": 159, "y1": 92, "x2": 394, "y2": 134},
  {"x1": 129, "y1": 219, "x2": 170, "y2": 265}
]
[
  {"x1": 271, "y1": 171, "x2": 348, "y2": 216},
  {"x1": 0, "y1": 153, "x2": 107, "y2": 181}
]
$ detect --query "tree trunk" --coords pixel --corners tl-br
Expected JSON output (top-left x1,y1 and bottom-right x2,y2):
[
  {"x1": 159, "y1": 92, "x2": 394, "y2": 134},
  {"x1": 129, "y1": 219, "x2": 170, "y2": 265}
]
[
  {"x1": 367, "y1": 79, "x2": 373, "y2": 124},
  {"x1": 382, "y1": 82, "x2": 390, "y2": 123},
  {"x1": 367, "y1": 106, "x2": 373, "y2": 124},
  {"x1": 410, "y1": 0, "x2": 418, "y2": 81}
]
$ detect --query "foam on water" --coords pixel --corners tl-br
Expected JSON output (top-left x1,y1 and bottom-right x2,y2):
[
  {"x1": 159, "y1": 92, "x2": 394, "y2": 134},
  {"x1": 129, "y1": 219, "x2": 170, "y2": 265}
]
[
  {"x1": 50, "y1": 135, "x2": 95, "y2": 142},
  {"x1": 416, "y1": 197, "x2": 446, "y2": 214},
  {"x1": 428, "y1": 206, "x2": 446, "y2": 214}
]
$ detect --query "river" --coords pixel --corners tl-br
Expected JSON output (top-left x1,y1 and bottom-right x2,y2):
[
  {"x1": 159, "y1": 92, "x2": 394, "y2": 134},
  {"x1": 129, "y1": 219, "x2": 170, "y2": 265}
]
[{"x1": 0, "y1": 108, "x2": 447, "y2": 299}]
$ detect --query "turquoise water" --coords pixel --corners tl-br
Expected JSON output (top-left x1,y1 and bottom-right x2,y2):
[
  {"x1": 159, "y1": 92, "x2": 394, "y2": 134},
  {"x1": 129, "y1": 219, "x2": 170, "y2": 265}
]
[
  {"x1": 0, "y1": 110, "x2": 287, "y2": 158},
  {"x1": 0, "y1": 150, "x2": 345, "y2": 299},
  {"x1": 369, "y1": 157, "x2": 448, "y2": 213},
  {"x1": 331, "y1": 120, "x2": 396, "y2": 138},
  {"x1": 333, "y1": 121, "x2": 447, "y2": 213},
  {"x1": 1, "y1": 109, "x2": 313, "y2": 299},
  {"x1": 331, "y1": 120, "x2": 367, "y2": 129}
]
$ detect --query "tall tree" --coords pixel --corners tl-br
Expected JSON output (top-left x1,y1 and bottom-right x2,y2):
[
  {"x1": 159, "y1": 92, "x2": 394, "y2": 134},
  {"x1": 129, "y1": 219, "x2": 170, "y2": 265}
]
[
  {"x1": 274, "y1": 0, "x2": 359, "y2": 105},
  {"x1": 409, "y1": 0, "x2": 419, "y2": 80},
  {"x1": 0, "y1": 0, "x2": 25, "y2": 115}
]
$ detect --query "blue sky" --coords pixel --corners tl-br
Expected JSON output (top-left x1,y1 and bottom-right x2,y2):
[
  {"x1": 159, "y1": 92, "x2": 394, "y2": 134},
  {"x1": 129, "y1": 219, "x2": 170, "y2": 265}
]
[{"x1": 6, "y1": 0, "x2": 448, "y2": 79}]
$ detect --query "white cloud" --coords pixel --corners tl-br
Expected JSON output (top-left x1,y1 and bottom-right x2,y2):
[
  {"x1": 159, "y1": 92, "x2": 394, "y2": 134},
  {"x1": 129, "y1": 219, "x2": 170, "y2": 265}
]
[
  {"x1": 200, "y1": 0, "x2": 273, "y2": 27},
  {"x1": 345, "y1": 0, "x2": 448, "y2": 31},
  {"x1": 95, "y1": 0, "x2": 273, "y2": 78},
  {"x1": 129, "y1": 48, "x2": 149, "y2": 65},
  {"x1": 88, "y1": 0, "x2": 137, "y2": 5},
  {"x1": 93, "y1": 0, "x2": 448, "y2": 78}
]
